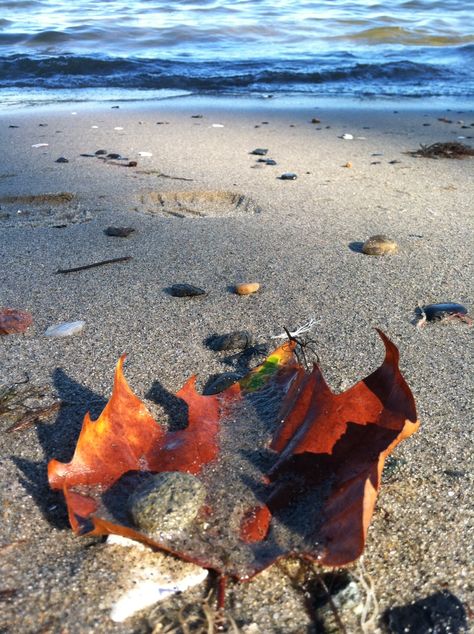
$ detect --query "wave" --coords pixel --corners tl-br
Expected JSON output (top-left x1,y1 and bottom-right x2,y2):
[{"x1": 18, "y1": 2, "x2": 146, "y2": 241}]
[{"x1": 0, "y1": 54, "x2": 472, "y2": 97}]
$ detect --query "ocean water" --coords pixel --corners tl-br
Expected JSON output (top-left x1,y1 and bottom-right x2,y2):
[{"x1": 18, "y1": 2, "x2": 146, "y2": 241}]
[{"x1": 1, "y1": 0, "x2": 473, "y2": 106}]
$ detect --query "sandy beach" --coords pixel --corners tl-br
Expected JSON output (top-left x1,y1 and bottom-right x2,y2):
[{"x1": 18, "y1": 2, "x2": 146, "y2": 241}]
[{"x1": 0, "y1": 97, "x2": 473, "y2": 633}]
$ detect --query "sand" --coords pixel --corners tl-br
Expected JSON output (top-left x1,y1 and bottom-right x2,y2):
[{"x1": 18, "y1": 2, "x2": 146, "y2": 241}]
[{"x1": 0, "y1": 96, "x2": 473, "y2": 633}]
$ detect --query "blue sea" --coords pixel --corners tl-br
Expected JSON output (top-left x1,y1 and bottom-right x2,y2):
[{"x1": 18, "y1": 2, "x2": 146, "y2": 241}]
[{"x1": 1, "y1": 0, "x2": 473, "y2": 107}]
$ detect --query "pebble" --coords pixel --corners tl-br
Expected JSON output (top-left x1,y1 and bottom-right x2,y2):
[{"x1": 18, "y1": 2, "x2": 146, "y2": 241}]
[
  {"x1": 234, "y1": 282, "x2": 260, "y2": 295},
  {"x1": 208, "y1": 330, "x2": 254, "y2": 351},
  {"x1": 204, "y1": 372, "x2": 242, "y2": 395},
  {"x1": 280, "y1": 172, "x2": 297, "y2": 180},
  {"x1": 8, "y1": 125, "x2": 19, "y2": 128},
  {"x1": 169, "y1": 283, "x2": 206, "y2": 297},
  {"x1": 311, "y1": 118, "x2": 321, "y2": 123},
  {"x1": 343, "y1": 161, "x2": 353, "y2": 168},
  {"x1": 127, "y1": 161, "x2": 138, "y2": 167},
  {"x1": 104, "y1": 226, "x2": 135, "y2": 238},
  {"x1": 250, "y1": 148, "x2": 268, "y2": 155},
  {"x1": 0, "y1": 308, "x2": 33, "y2": 335},
  {"x1": 95, "y1": 149, "x2": 107, "y2": 155},
  {"x1": 107, "y1": 153, "x2": 121, "y2": 159},
  {"x1": 265, "y1": 159, "x2": 277, "y2": 165},
  {"x1": 362, "y1": 235, "x2": 398, "y2": 256},
  {"x1": 55, "y1": 157, "x2": 69, "y2": 163},
  {"x1": 341, "y1": 133, "x2": 354, "y2": 140},
  {"x1": 130, "y1": 472, "x2": 206, "y2": 536},
  {"x1": 44, "y1": 320, "x2": 85, "y2": 338}
]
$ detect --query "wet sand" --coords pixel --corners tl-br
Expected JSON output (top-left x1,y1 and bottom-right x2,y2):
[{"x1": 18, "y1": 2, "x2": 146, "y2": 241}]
[{"x1": 0, "y1": 97, "x2": 473, "y2": 633}]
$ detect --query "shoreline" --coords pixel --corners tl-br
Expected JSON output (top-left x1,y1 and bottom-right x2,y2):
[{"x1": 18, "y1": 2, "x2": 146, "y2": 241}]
[
  {"x1": 2, "y1": 90, "x2": 474, "y2": 116},
  {"x1": 0, "y1": 100, "x2": 472, "y2": 632}
]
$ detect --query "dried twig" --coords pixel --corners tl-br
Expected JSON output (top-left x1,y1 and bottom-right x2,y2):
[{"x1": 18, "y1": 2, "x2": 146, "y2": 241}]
[{"x1": 56, "y1": 256, "x2": 132, "y2": 274}]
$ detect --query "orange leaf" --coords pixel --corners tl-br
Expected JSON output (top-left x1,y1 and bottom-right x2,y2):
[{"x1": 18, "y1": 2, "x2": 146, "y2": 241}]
[{"x1": 48, "y1": 330, "x2": 418, "y2": 579}]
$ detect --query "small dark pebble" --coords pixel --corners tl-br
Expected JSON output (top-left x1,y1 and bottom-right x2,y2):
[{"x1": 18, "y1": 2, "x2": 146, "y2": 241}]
[
  {"x1": 204, "y1": 372, "x2": 242, "y2": 395},
  {"x1": 8, "y1": 125, "x2": 19, "y2": 128},
  {"x1": 280, "y1": 172, "x2": 297, "y2": 180},
  {"x1": 191, "y1": 114, "x2": 203, "y2": 118},
  {"x1": 169, "y1": 283, "x2": 206, "y2": 297},
  {"x1": 55, "y1": 157, "x2": 69, "y2": 163},
  {"x1": 261, "y1": 121, "x2": 269, "y2": 124},
  {"x1": 207, "y1": 330, "x2": 254, "y2": 351},
  {"x1": 111, "y1": 105, "x2": 120, "y2": 109},
  {"x1": 250, "y1": 148, "x2": 268, "y2": 156},
  {"x1": 417, "y1": 302, "x2": 469, "y2": 322},
  {"x1": 311, "y1": 118, "x2": 321, "y2": 123},
  {"x1": 265, "y1": 159, "x2": 277, "y2": 165},
  {"x1": 127, "y1": 161, "x2": 138, "y2": 167},
  {"x1": 423, "y1": 123, "x2": 431, "y2": 126},
  {"x1": 107, "y1": 153, "x2": 121, "y2": 159},
  {"x1": 443, "y1": 469, "x2": 466, "y2": 478},
  {"x1": 39, "y1": 123, "x2": 48, "y2": 127},
  {"x1": 104, "y1": 226, "x2": 135, "y2": 238},
  {"x1": 388, "y1": 160, "x2": 402, "y2": 164},
  {"x1": 79, "y1": 153, "x2": 96, "y2": 157},
  {"x1": 371, "y1": 161, "x2": 382, "y2": 165},
  {"x1": 95, "y1": 149, "x2": 107, "y2": 155}
]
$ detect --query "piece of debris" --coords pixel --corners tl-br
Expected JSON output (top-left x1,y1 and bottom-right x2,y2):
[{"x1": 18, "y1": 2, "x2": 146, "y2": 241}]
[
  {"x1": 6, "y1": 401, "x2": 62, "y2": 433},
  {"x1": 408, "y1": 141, "x2": 474, "y2": 159},
  {"x1": 55, "y1": 256, "x2": 132, "y2": 274}
]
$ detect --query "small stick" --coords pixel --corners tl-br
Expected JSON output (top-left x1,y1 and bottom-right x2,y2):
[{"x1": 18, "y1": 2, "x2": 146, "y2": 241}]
[
  {"x1": 56, "y1": 256, "x2": 132, "y2": 274},
  {"x1": 315, "y1": 573, "x2": 348, "y2": 634}
]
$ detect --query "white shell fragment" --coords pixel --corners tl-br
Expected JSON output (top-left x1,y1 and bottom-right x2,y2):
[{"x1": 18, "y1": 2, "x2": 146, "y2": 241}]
[
  {"x1": 212, "y1": 123, "x2": 224, "y2": 128},
  {"x1": 44, "y1": 320, "x2": 85, "y2": 338},
  {"x1": 114, "y1": 126, "x2": 124, "y2": 130},
  {"x1": 32, "y1": 143, "x2": 49, "y2": 148},
  {"x1": 106, "y1": 535, "x2": 208, "y2": 623},
  {"x1": 341, "y1": 133, "x2": 354, "y2": 140},
  {"x1": 138, "y1": 151, "x2": 153, "y2": 157}
]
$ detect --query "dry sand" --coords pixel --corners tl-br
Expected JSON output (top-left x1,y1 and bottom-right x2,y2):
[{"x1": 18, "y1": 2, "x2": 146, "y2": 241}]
[{"x1": 0, "y1": 96, "x2": 473, "y2": 633}]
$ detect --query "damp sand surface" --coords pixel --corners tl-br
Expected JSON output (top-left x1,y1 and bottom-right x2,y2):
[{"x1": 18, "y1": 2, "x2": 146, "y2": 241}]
[{"x1": 0, "y1": 98, "x2": 473, "y2": 633}]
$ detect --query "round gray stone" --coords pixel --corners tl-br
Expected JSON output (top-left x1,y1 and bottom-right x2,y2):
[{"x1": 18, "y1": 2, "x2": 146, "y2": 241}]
[{"x1": 130, "y1": 472, "x2": 206, "y2": 536}]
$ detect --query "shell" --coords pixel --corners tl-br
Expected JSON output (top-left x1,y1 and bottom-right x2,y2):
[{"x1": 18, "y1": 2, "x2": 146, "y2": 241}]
[
  {"x1": 362, "y1": 235, "x2": 398, "y2": 256},
  {"x1": 44, "y1": 321, "x2": 85, "y2": 337}
]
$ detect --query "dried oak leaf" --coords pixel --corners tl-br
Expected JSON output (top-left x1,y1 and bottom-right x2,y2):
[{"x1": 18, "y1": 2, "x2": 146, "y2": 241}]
[
  {"x1": 0, "y1": 307, "x2": 33, "y2": 335},
  {"x1": 48, "y1": 330, "x2": 418, "y2": 580}
]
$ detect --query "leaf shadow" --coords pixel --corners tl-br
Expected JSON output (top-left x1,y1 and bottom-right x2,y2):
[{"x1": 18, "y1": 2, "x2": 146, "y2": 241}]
[{"x1": 12, "y1": 367, "x2": 106, "y2": 529}]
